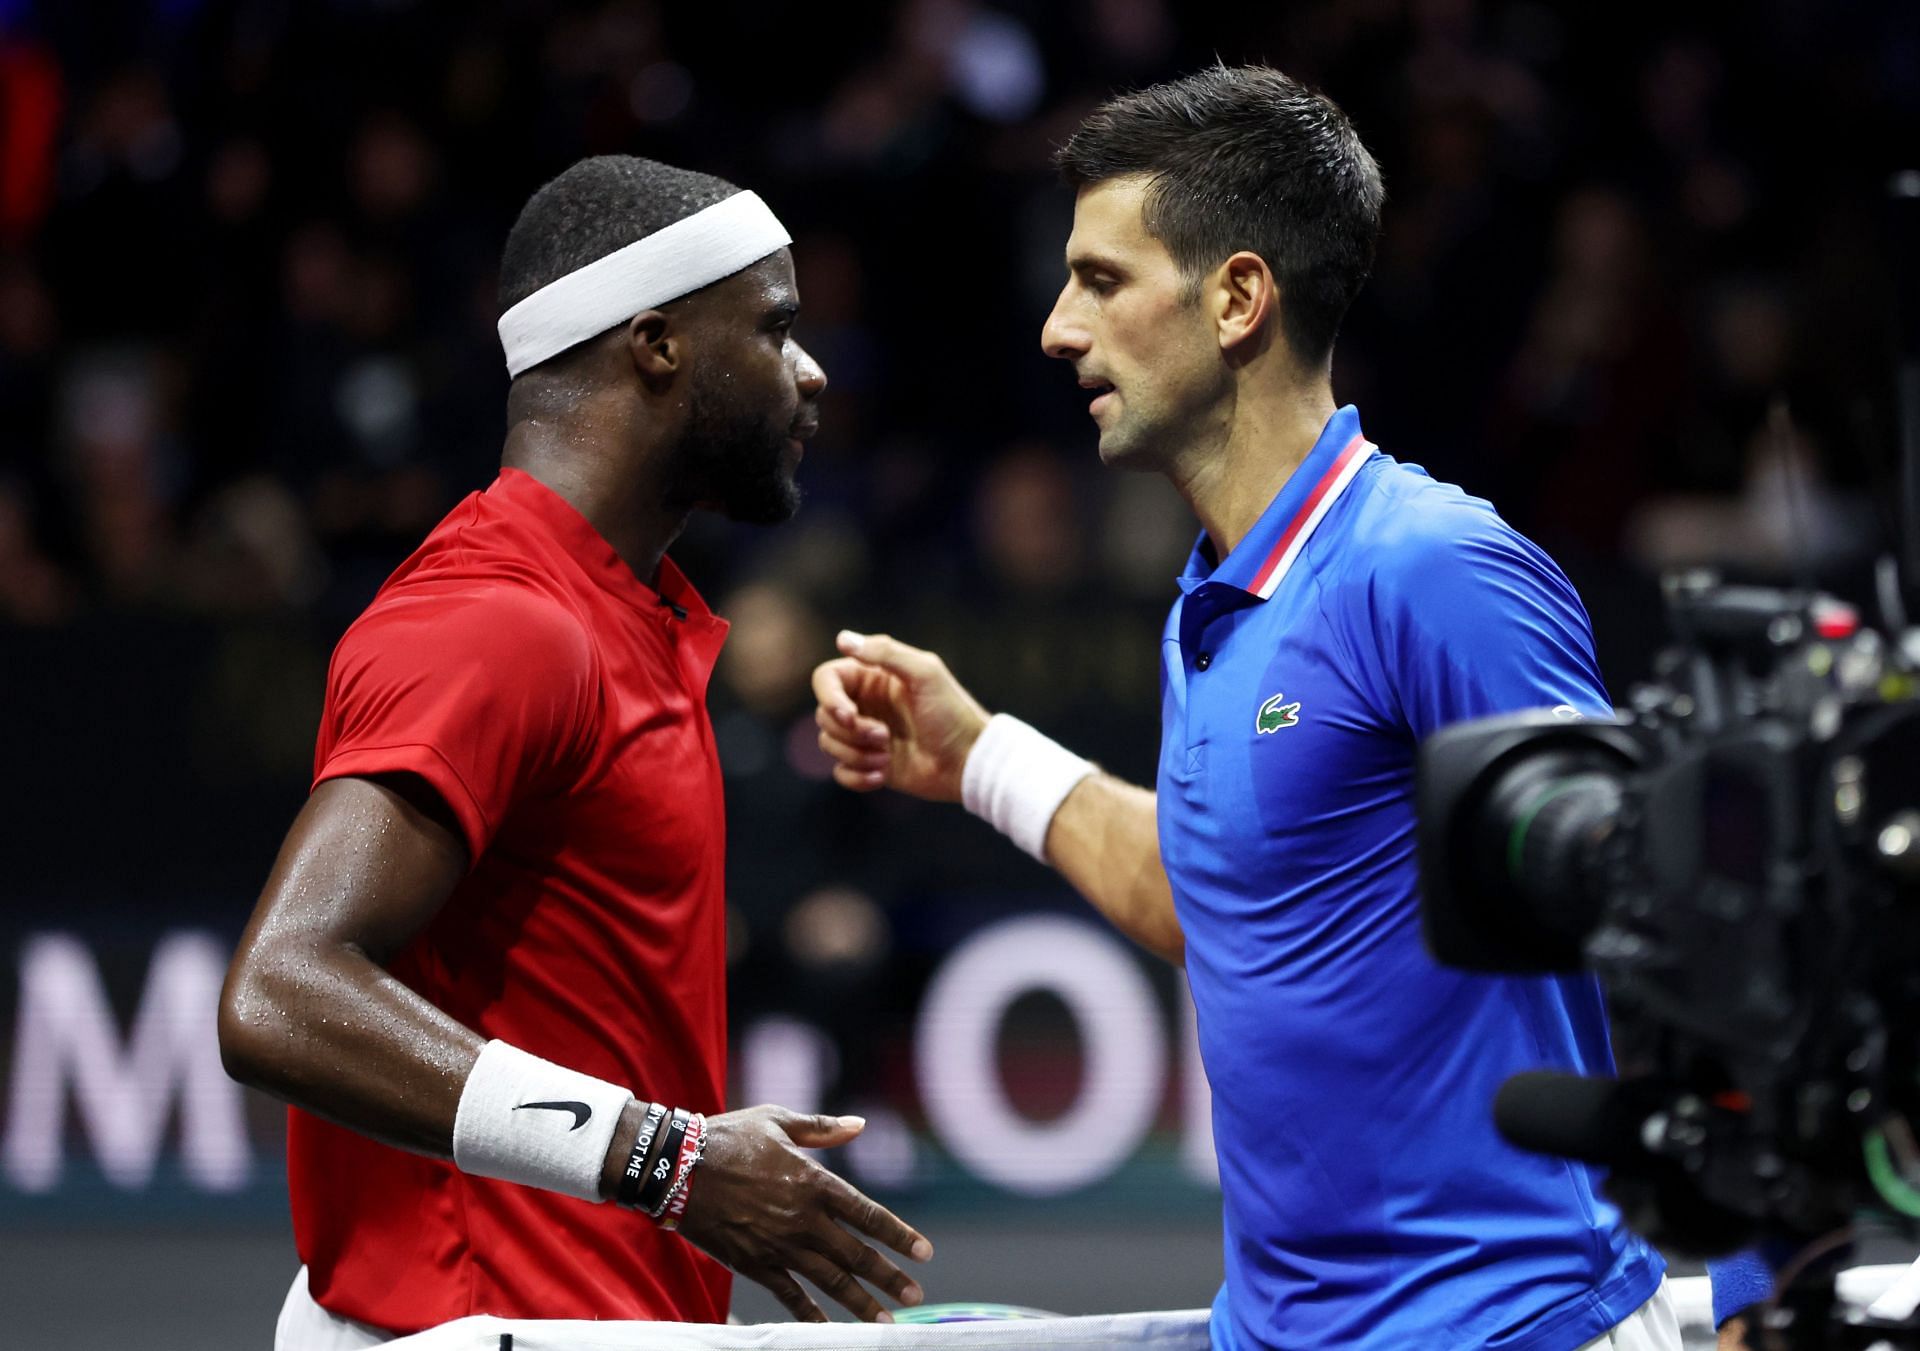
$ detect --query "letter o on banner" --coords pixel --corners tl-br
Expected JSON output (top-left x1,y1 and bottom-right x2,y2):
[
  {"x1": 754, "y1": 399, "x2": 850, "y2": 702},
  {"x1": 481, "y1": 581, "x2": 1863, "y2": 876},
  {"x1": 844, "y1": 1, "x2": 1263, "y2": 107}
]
[{"x1": 915, "y1": 915, "x2": 1167, "y2": 1196}]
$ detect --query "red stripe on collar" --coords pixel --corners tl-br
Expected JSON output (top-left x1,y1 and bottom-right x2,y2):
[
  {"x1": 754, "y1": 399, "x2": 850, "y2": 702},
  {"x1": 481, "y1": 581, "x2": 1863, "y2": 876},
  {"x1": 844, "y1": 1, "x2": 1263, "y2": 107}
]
[{"x1": 1245, "y1": 434, "x2": 1373, "y2": 599}]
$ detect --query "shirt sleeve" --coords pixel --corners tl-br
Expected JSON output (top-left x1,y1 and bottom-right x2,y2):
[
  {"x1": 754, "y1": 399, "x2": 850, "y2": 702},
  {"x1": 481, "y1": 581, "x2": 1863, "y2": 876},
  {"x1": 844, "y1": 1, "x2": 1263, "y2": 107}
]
[
  {"x1": 1706, "y1": 1250, "x2": 1774, "y2": 1327},
  {"x1": 315, "y1": 587, "x2": 597, "y2": 861},
  {"x1": 1370, "y1": 507, "x2": 1611, "y2": 741}
]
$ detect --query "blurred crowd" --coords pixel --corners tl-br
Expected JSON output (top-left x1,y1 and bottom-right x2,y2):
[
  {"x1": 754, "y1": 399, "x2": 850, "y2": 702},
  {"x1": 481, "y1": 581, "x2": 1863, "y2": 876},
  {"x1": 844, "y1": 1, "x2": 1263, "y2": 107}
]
[
  {"x1": 3, "y1": 0, "x2": 1918, "y2": 1039},
  {"x1": 5, "y1": 0, "x2": 1914, "y2": 618}
]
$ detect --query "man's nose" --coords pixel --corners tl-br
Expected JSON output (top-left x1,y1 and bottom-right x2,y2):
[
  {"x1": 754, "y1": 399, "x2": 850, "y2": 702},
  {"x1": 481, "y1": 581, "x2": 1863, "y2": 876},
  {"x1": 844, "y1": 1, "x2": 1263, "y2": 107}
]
[
  {"x1": 794, "y1": 342, "x2": 827, "y2": 397},
  {"x1": 1040, "y1": 288, "x2": 1087, "y2": 362}
]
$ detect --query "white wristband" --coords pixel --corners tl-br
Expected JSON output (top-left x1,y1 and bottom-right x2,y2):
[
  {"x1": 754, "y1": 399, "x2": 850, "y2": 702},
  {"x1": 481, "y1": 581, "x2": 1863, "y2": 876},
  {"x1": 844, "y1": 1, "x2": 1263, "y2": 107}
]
[
  {"x1": 452, "y1": 1040, "x2": 631, "y2": 1202},
  {"x1": 960, "y1": 714, "x2": 1096, "y2": 863}
]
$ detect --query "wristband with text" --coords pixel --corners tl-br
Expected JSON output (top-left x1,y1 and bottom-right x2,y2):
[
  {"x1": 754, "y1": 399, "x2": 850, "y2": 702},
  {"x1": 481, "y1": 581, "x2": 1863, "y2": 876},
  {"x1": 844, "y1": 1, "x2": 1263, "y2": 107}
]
[
  {"x1": 615, "y1": 1101, "x2": 668, "y2": 1209},
  {"x1": 637, "y1": 1108, "x2": 690, "y2": 1216}
]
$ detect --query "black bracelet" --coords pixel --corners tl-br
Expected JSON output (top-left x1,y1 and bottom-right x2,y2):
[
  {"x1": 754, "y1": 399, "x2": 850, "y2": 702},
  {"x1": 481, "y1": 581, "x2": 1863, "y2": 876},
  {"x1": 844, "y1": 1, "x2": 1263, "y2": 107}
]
[
  {"x1": 637, "y1": 1108, "x2": 690, "y2": 1216},
  {"x1": 616, "y1": 1102, "x2": 668, "y2": 1209}
]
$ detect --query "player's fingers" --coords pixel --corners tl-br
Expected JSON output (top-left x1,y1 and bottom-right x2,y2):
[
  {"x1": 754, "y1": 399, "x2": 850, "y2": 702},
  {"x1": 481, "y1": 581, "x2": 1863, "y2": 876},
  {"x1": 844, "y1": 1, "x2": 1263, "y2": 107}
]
[
  {"x1": 780, "y1": 1111, "x2": 866, "y2": 1148},
  {"x1": 810, "y1": 658, "x2": 862, "y2": 725},
  {"x1": 823, "y1": 1174, "x2": 934, "y2": 1262},
  {"x1": 831, "y1": 763, "x2": 887, "y2": 792},
  {"x1": 809, "y1": 1220, "x2": 925, "y2": 1306},
  {"x1": 810, "y1": 664, "x2": 895, "y2": 745},
  {"x1": 813, "y1": 720, "x2": 866, "y2": 761},
  {"x1": 753, "y1": 1266, "x2": 829, "y2": 1324},
  {"x1": 792, "y1": 1248, "x2": 893, "y2": 1324},
  {"x1": 837, "y1": 631, "x2": 941, "y2": 686},
  {"x1": 818, "y1": 729, "x2": 889, "y2": 774},
  {"x1": 815, "y1": 705, "x2": 891, "y2": 751}
]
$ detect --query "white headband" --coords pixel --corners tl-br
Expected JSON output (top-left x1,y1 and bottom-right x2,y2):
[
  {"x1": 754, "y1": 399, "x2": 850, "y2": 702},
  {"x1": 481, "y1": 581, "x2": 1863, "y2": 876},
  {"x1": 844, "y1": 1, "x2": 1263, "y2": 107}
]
[{"x1": 497, "y1": 190, "x2": 792, "y2": 378}]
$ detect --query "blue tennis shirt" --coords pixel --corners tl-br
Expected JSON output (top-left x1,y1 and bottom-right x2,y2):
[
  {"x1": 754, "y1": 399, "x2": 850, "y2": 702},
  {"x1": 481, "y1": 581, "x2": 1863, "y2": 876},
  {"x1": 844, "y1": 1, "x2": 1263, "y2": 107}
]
[{"x1": 1161, "y1": 406, "x2": 1664, "y2": 1350}]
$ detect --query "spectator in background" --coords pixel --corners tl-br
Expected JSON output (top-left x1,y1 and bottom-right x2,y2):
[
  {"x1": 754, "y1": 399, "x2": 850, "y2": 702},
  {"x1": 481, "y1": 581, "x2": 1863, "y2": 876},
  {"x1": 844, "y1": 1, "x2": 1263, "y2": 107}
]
[
  {"x1": 0, "y1": 478, "x2": 70, "y2": 623},
  {"x1": 57, "y1": 349, "x2": 181, "y2": 605},
  {"x1": 713, "y1": 578, "x2": 899, "y2": 1109},
  {"x1": 1491, "y1": 185, "x2": 1687, "y2": 552},
  {"x1": 714, "y1": 577, "x2": 876, "y2": 968}
]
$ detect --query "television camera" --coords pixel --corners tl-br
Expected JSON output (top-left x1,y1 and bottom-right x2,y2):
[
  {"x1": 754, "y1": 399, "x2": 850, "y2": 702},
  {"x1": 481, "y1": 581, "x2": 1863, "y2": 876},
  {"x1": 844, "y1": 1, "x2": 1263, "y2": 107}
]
[{"x1": 1415, "y1": 175, "x2": 1920, "y2": 1349}]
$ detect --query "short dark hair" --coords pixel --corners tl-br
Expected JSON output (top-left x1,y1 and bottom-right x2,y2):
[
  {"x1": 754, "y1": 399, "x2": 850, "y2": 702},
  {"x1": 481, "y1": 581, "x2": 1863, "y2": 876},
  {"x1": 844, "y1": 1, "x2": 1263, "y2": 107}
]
[
  {"x1": 1055, "y1": 65, "x2": 1384, "y2": 367},
  {"x1": 497, "y1": 154, "x2": 739, "y2": 343}
]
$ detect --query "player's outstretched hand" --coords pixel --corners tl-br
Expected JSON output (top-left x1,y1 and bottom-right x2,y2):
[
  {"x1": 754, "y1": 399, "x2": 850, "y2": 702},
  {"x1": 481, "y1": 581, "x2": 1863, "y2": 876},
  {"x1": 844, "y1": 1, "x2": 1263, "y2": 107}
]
[
  {"x1": 812, "y1": 631, "x2": 990, "y2": 801},
  {"x1": 674, "y1": 1104, "x2": 933, "y2": 1323}
]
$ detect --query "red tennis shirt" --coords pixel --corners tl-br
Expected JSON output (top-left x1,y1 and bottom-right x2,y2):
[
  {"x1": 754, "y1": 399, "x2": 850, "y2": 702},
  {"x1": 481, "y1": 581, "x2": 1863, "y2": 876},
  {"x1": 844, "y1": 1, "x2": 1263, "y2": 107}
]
[{"x1": 290, "y1": 468, "x2": 732, "y2": 1331}]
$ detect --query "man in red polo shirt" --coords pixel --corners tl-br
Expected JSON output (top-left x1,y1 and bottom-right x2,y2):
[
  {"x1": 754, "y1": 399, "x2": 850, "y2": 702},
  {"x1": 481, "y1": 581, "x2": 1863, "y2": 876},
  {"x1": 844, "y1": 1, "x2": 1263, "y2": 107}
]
[{"x1": 218, "y1": 156, "x2": 932, "y2": 1349}]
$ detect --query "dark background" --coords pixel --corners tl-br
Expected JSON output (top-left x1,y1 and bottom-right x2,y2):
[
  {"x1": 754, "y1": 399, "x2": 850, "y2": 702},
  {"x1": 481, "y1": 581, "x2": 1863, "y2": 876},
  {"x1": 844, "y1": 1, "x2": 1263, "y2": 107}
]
[{"x1": 1, "y1": 0, "x2": 1917, "y2": 1344}]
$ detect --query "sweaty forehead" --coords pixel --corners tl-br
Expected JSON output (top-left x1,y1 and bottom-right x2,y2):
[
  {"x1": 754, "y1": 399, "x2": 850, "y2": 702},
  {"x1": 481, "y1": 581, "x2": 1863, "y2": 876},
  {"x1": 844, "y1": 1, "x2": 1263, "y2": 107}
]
[
  {"x1": 731, "y1": 249, "x2": 798, "y2": 307},
  {"x1": 678, "y1": 247, "x2": 797, "y2": 321}
]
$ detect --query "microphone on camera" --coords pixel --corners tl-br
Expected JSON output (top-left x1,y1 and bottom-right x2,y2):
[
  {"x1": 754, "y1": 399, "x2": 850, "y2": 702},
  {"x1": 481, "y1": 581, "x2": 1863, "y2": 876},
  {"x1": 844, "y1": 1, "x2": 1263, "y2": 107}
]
[
  {"x1": 1493, "y1": 1070, "x2": 1671, "y2": 1166},
  {"x1": 1494, "y1": 1070, "x2": 1758, "y2": 1254}
]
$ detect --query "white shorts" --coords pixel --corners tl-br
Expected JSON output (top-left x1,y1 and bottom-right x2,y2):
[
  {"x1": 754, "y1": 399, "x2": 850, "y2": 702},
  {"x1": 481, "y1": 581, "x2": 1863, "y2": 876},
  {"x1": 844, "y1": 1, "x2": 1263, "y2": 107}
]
[
  {"x1": 1572, "y1": 1279, "x2": 1684, "y2": 1351},
  {"x1": 276, "y1": 1267, "x2": 393, "y2": 1351}
]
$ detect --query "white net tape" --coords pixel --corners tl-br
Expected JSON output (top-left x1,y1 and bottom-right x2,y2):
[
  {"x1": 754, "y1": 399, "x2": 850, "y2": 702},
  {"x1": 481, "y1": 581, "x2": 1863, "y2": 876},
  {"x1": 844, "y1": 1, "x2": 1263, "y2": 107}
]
[
  {"x1": 381, "y1": 1309, "x2": 1210, "y2": 1351},
  {"x1": 330, "y1": 1265, "x2": 1919, "y2": 1351}
]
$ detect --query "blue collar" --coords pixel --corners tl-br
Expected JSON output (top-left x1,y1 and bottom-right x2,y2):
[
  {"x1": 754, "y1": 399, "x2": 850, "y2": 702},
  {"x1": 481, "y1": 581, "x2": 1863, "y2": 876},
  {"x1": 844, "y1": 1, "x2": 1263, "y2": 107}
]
[{"x1": 1179, "y1": 405, "x2": 1371, "y2": 599}]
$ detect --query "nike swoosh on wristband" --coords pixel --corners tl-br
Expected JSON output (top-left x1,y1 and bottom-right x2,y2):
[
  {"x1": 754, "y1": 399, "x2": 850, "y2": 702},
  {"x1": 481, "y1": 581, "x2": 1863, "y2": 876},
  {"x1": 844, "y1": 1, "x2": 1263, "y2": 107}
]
[{"x1": 514, "y1": 1100, "x2": 593, "y2": 1131}]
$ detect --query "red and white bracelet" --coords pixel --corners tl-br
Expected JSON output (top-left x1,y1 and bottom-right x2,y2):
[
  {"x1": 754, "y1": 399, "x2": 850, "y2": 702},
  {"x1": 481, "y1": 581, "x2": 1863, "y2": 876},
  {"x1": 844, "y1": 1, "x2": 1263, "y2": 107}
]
[{"x1": 658, "y1": 1112, "x2": 707, "y2": 1231}]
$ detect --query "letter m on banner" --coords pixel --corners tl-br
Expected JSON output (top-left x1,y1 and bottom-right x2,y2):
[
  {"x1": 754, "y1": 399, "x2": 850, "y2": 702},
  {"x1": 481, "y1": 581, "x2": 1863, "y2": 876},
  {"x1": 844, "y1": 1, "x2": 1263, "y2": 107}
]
[{"x1": 3, "y1": 932, "x2": 250, "y2": 1192}]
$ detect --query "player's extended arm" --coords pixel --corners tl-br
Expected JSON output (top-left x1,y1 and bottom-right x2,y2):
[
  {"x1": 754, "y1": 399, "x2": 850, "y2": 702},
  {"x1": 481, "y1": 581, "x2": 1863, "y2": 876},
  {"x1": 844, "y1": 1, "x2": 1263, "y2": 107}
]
[
  {"x1": 812, "y1": 631, "x2": 1182, "y2": 962},
  {"x1": 220, "y1": 774, "x2": 930, "y2": 1324}
]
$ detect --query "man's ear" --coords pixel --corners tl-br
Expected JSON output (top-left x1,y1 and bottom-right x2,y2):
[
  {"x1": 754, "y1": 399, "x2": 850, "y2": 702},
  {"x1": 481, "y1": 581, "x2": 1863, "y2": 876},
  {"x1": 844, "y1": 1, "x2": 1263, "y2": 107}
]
[
  {"x1": 626, "y1": 310, "x2": 677, "y2": 385},
  {"x1": 1212, "y1": 251, "x2": 1279, "y2": 358}
]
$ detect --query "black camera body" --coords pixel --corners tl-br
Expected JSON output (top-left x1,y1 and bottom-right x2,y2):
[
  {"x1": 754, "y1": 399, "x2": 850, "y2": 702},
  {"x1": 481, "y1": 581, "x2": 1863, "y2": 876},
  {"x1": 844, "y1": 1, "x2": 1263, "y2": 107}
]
[
  {"x1": 1413, "y1": 170, "x2": 1920, "y2": 1349},
  {"x1": 1418, "y1": 572, "x2": 1920, "y2": 1258}
]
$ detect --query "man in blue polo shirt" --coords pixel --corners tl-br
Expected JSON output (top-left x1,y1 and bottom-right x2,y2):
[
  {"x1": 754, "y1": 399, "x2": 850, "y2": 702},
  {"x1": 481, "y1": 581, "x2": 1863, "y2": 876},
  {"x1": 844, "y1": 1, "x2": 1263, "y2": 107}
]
[{"x1": 813, "y1": 65, "x2": 1679, "y2": 1349}]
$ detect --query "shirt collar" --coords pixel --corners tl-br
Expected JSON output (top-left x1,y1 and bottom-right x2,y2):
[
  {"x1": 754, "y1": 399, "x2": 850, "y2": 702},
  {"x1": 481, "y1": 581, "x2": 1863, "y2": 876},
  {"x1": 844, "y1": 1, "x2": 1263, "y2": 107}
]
[
  {"x1": 489, "y1": 467, "x2": 718, "y2": 625},
  {"x1": 1179, "y1": 405, "x2": 1375, "y2": 600}
]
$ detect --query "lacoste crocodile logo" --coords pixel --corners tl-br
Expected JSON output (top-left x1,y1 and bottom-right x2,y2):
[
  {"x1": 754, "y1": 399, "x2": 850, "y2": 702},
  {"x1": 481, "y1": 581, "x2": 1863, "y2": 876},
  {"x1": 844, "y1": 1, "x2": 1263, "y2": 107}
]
[
  {"x1": 514, "y1": 1100, "x2": 593, "y2": 1131},
  {"x1": 1256, "y1": 693, "x2": 1301, "y2": 734}
]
